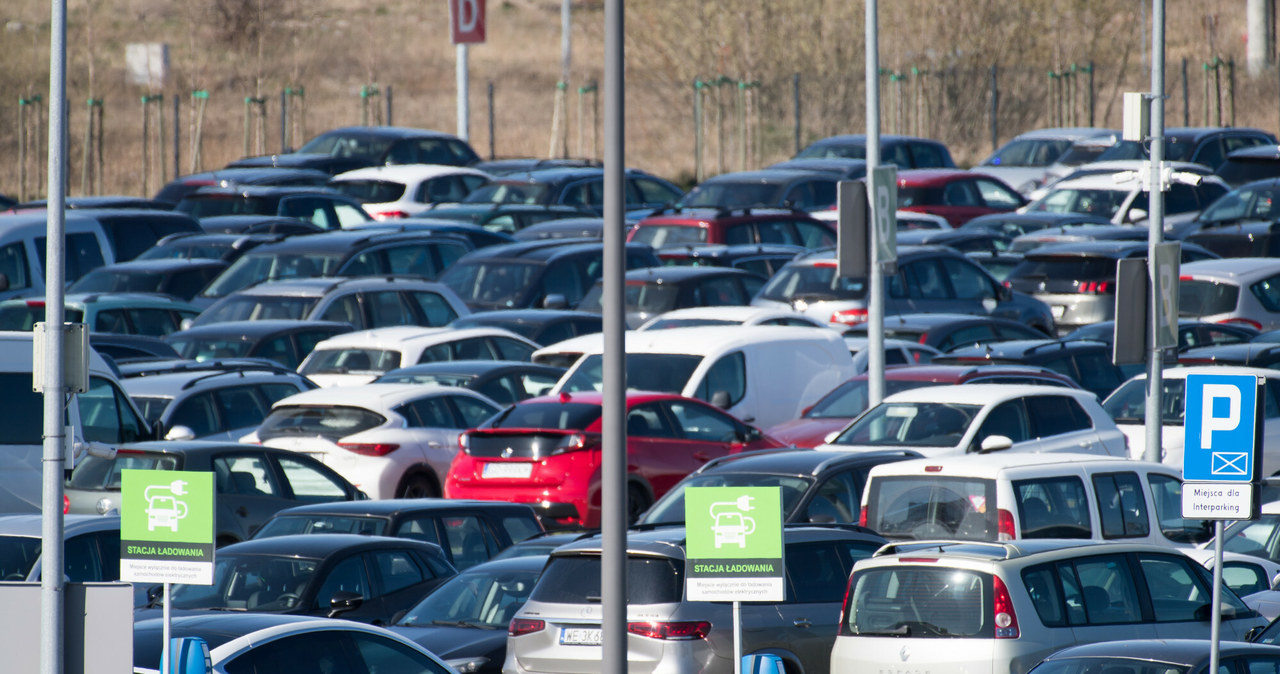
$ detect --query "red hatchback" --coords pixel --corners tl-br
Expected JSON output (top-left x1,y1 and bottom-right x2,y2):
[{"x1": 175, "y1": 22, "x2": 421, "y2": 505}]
[
  {"x1": 897, "y1": 169, "x2": 1026, "y2": 226},
  {"x1": 444, "y1": 391, "x2": 783, "y2": 529},
  {"x1": 627, "y1": 208, "x2": 836, "y2": 249}
]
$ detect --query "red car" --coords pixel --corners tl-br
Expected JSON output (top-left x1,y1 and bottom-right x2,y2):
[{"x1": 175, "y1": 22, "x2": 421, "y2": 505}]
[
  {"x1": 444, "y1": 391, "x2": 783, "y2": 529},
  {"x1": 765, "y1": 364, "x2": 1080, "y2": 448},
  {"x1": 627, "y1": 208, "x2": 835, "y2": 249},
  {"x1": 896, "y1": 169, "x2": 1027, "y2": 226}
]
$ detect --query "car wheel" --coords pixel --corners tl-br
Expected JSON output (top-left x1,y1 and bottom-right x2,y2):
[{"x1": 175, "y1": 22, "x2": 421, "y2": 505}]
[
  {"x1": 626, "y1": 484, "x2": 652, "y2": 524},
  {"x1": 398, "y1": 474, "x2": 439, "y2": 499}
]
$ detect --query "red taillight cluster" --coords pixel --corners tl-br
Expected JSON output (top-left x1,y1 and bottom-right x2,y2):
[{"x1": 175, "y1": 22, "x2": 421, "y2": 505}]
[
  {"x1": 626, "y1": 621, "x2": 711, "y2": 640},
  {"x1": 372, "y1": 210, "x2": 410, "y2": 220},
  {"x1": 337, "y1": 443, "x2": 400, "y2": 456},
  {"x1": 830, "y1": 308, "x2": 869, "y2": 325},
  {"x1": 1220, "y1": 317, "x2": 1263, "y2": 330},
  {"x1": 508, "y1": 618, "x2": 545, "y2": 636},
  {"x1": 992, "y1": 575, "x2": 1020, "y2": 638},
  {"x1": 858, "y1": 505, "x2": 867, "y2": 527},
  {"x1": 1076, "y1": 280, "x2": 1111, "y2": 294},
  {"x1": 997, "y1": 508, "x2": 1015, "y2": 541},
  {"x1": 63, "y1": 494, "x2": 69, "y2": 515}
]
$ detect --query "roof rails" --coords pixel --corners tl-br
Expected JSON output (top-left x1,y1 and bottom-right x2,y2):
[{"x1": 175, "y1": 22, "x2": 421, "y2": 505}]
[
  {"x1": 122, "y1": 358, "x2": 299, "y2": 384},
  {"x1": 1022, "y1": 340, "x2": 1073, "y2": 356}
]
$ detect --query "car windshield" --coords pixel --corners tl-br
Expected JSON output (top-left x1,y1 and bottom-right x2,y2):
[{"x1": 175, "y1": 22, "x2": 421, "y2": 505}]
[
  {"x1": 1101, "y1": 378, "x2": 1188, "y2": 425},
  {"x1": 531, "y1": 554, "x2": 683, "y2": 604},
  {"x1": 680, "y1": 181, "x2": 785, "y2": 209},
  {"x1": 796, "y1": 142, "x2": 865, "y2": 160},
  {"x1": 832, "y1": 402, "x2": 981, "y2": 447},
  {"x1": 560, "y1": 353, "x2": 704, "y2": 394},
  {"x1": 298, "y1": 133, "x2": 394, "y2": 161},
  {"x1": 982, "y1": 138, "x2": 1074, "y2": 167},
  {"x1": 1028, "y1": 187, "x2": 1129, "y2": 218},
  {"x1": 396, "y1": 564, "x2": 542, "y2": 628},
  {"x1": 1220, "y1": 514, "x2": 1280, "y2": 560},
  {"x1": 257, "y1": 405, "x2": 387, "y2": 442},
  {"x1": 201, "y1": 252, "x2": 345, "y2": 299},
  {"x1": 0, "y1": 536, "x2": 42, "y2": 580},
  {"x1": 641, "y1": 473, "x2": 812, "y2": 524},
  {"x1": 1027, "y1": 659, "x2": 1189, "y2": 674},
  {"x1": 299, "y1": 349, "x2": 401, "y2": 376},
  {"x1": 1197, "y1": 183, "x2": 1280, "y2": 225},
  {"x1": 254, "y1": 514, "x2": 387, "y2": 538},
  {"x1": 167, "y1": 553, "x2": 320, "y2": 610},
  {"x1": 439, "y1": 261, "x2": 540, "y2": 309},
  {"x1": 68, "y1": 270, "x2": 164, "y2": 294},
  {"x1": 462, "y1": 182, "x2": 551, "y2": 205},
  {"x1": 197, "y1": 296, "x2": 320, "y2": 324},
  {"x1": 375, "y1": 371, "x2": 474, "y2": 387},
  {"x1": 805, "y1": 379, "x2": 941, "y2": 419},
  {"x1": 1096, "y1": 138, "x2": 1195, "y2": 163},
  {"x1": 131, "y1": 396, "x2": 173, "y2": 424},
  {"x1": 866, "y1": 476, "x2": 997, "y2": 540},
  {"x1": 758, "y1": 262, "x2": 867, "y2": 302},
  {"x1": 169, "y1": 336, "x2": 253, "y2": 361},
  {"x1": 630, "y1": 225, "x2": 708, "y2": 247}
]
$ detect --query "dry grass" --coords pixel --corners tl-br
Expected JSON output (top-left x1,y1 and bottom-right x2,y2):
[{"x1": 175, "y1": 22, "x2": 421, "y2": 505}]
[{"x1": 0, "y1": 0, "x2": 1274, "y2": 198}]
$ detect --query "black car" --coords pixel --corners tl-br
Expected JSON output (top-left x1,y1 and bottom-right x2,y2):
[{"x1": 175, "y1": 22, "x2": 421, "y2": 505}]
[
  {"x1": 153, "y1": 534, "x2": 456, "y2": 624},
  {"x1": 1065, "y1": 319, "x2": 1258, "y2": 352},
  {"x1": 154, "y1": 167, "x2": 333, "y2": 204},
  {"x1": 65, "y1": 441, "x2": 365, "y2": 544},
  {"x1": 175, "y1": 185, "x2": 372, "y2": 231},
  {"x1": 959, "y1": 211, "x2": 1112, "y2": 239},
  {"x1": 460, "y1": 166, "x2": 682, "y2": 217},
  {"x1": 365, "y1": 219, "x2": 517, "y2": 249},
  {"x1": 1009, "y1": 223, "x2": 1152, "y2": 253},
  {"x1": 138, "y1": 231, "x2": 287, "y2": 263},
  {"x1": 439, "y1": 239, "x2": 662, "y2": 311},
  {"x1": 165, "y1": 319, "x2": 355, "y2": 369},
  {"x1": 389, "y1": 555, "x2": 547, "y2": 674},
  {"x1": 577, "y1": 265, "x2": 767, "y2": 328},
  {"x1": 473, "y1": 157, "x2": 601, "y2": 176},
  {"x1": 1184, "y1": 178, "x2": 1280, "y2": 257},
  {"x1": 766, "y1": 157, "x2": 868, "y2": 180},
  {"x1": 846, "y1": 312, "x2": 1048, "y2": 352},
  {"x1": 374, "y1": 360, "x2": 567, "y2": 405},
  {"x1": 1216, "y1": 145, "x2": 1280, "y2": 188},
  {"x1": 66, "y1": 257, "x2": 229, "y2": 302},
  {"x1": 794, "y1": 133, "x2": 956, "y2": 168},
  {"x1": 194, "y1": 229, "x2": 474, "y2": 308},
  {"x1": 449, "y1": 309, "x2": 602, "y2": 346},
  {"x1": 1179, "y1": 342, "x2": 1280, "y2": 368},
  {"x1": 11, "y1": 195, "x2": 175, "y2": 211},
  {"x1": 655, "y1": 243, "x2": 807, "y2": 279},
  {"x1": 512, "y1": 217, "x2": 609, "y2": 241},
  {"x1": 679, "y1": 169, "x2": 840, "y2": 213},
  {"x1": 228, "y1": 125, "x2": 480, "y2": 174},
  {"x1": 894, "y1": 228, "x2": 1012, "y2": 253},
  {"x1": 1093, "y1": 126, "x2": 1277, "y2": 170},
  {"x1": 89, "y1": 332, "x2": 182, "y2": 365},
  {"x1": 197, "y1": 214, "x2": 326, "y2": 235},
  {"x1": 636, "y1": 448, "x2": 922, "y2": 526},
  {"x1": 420, "y1": 203, "x2": 600, "y2": 235},
  {"x1": 252, "y1": 499, "x2": 546, "y2": 571},
  {"x1": 933, "y1": 339, "x2": 1139, "y2": 398},
  {"x1": 74, "y1": 208, "x2": 204, "y2": 261}
]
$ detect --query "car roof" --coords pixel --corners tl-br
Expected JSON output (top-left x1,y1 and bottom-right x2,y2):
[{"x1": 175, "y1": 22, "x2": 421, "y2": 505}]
[
  {"x1": 554, "y1": 524, "x2": 885, "y2": 559},
  {"x1": 1129, "y1": 365, "x2": 1280, "y2": 382},
  {"x1": 451, "y1": 309, "x2": 601, "y2": 325},
  {"x1": 964, "y1": 211, "x2": 1112, "y2": 226},
  {"x1": 228, "y1": 276, "x2": 446, "y2": 297},
  {"x1": 696, "y1": 448, "x2": 921, "y2": 477},
  {"x1": 1181, "y1": 257, "x2": 1280, "y2": 280},
  {"x1": 1181, "y1": 342, "x2": 1280, "y2": 361},
  {"x1": 565, "y1": 324, "x2": 846, "y2": 356},
  {"x1": 618, "y1": 266, "x2": 762, "y2": 283},
  {"x1": 865, "y1": 363, "x2": 1078, "y2": 385},
  {"x1": 453, "y1": 238, "x2": 645, "y2": 263},
  {"x1": 84, "y1": 258, "x2": 228, "y2": 273},
  {"x1": 121, "y1": 367, "x2": 308, "y2": 397},
  {"x1": 331, "y1": 164, "x2": 490, "y2": 182},
  {"x1": 1043, "y1": 639, "x2": 1280, "y2": 665},
  {"x1": 268, "y1": 498, "x2": 539, "y2": 518},
  {"x1": 235, "y1": 229, "x2": 466, "y2": 255},
  {"x1": 939, "y1": 339, "x2": 1103, "y2": 360},
  {"x1": 269, "y1": 382, "x2": 488, "y2": 409},
  {"x1": 870, "y1": 452, "x2": 1148, "y2": 478},
  {"x1": 0, "y1": 514, "x2": 120, "y2": 538},
  {"x1": 1023, "y1": 239, "x2": 1197, "y2": 258},
  {"x1": 165, "y1": 319, "x2": 353, "y2": 339},
  {"x1": 880, "y1": 382, "x2": 1094, "y2": 405},
  {"x1": 220, "y1": 532, "x2": 435, "y2": 557},
  {"x1": 868, "y1": 539, "x2": 1189, "y2": 562},
  {"x1": 640, "y1": 305, "x2": 825, "y2": 323},
  {"x1": 874, "y1": 312, "x2": 1027, "y2": 330},
  {"x1": 1007, "y1": 127, "x2": 1120, "y2": 141},
  {"x1": 896, "y1": 168, "x2": 988, "y2": 185},
  {"x1": 311, "y1": 325, "x2": 528, "y2": 349},
  {"x1": 313, "y1": 125, "x2": 460, "y2": 140}
]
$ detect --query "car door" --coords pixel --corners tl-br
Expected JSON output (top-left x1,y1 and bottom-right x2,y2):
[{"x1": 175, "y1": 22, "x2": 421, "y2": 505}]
[
  {"x1": 653, "y1": 399, "x2": 746, "y2": 495},
  {"x1": 362, "y1": 548, "x2": 449, "y2": 622},
  {"x1": 212, "y1": 451, "x2": 293, "y2": 541},
  {"x1": 393, "y1": 395, "x2": 468, "y2": 478},
  {"x1": 272, "y1": 453, "x2": 358, "y2": 505},
  {"x1": 1023, "y1": 394, "x2": 1107, "y2": 454},
  {"x1": 764, "y1": 541, "x2": 855, "y2": 674},
  {"x1": 309, "y1": 552, "x2": 376, "y2": 620},
  {"x1": 798, "y1": 468, "x2": 864, "y2": 524},
  {"x1": 1058, "y1": 553, "x2": 1158, "y2": 644},
  {"x1": 1135, "y1": 551, "x2": 1259, "y2": 640},
  {"x1": 623, "y1": 402, "x2": 691, "y2": 499}
]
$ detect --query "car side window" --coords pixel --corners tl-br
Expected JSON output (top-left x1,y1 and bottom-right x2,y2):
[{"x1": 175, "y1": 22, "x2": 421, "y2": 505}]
[
  {"x1": 214, "y1": 454, "x2": 282, "y2": 497},
  {"x1": 318, "y1": 295, "x2": 365, "y2": 329},
  {"x1": 910, "y1": 143, "x2": 948, "y2": 169},
  {"x1": 450, "y1": 396, "x2": 500, "y2": 428},
  {"x1": 756, "y1": 220, "x2": 795, "y2": 245},
  {"x1": 941, "y1": 257, "x2": 997, "y2": 300},
  {"x1": 724, "y1": 223, "x2": 755, "y2": 245},
  {"x1": 275, "y1": 455, "x2": 349, "y2": 502},
  {"x1": 408, "y1": 291, "x2": 459, "y2": 326},
  {"x1": 695, "y1": 351, "x2": 746, "y2": 407},
  {"x1": 1093, "y1": 472, "x2": 1151, "y2": 539},
  {"x1": 665, "y1": 400, "x2": 739, "y2": 443},
  {"x1": 1062, "y1": 555, "x2": 1143, "y2": 624},
  {"x1": 804, "y1": 471, "x2": 861, "y2": 524},
  {"x1": 633, "y1": 177, "x2": 681, "y2": 205},
  {"x1": 393, "y1": 516, "x2": 443, "y2": 546},
  {"x1": 443, "y1": 515, "x2": 497, "y2": 570},
  {"x1": 64, "y1": 533, "x2": 104, "y2": 582},
  {"x1": 1071, "y1": 352, "x2": 1122, "y2": 394},
  {"x1": 334, "y1": 202, "x2": 369, "y2": 227},
  {"x1": 1251, "y1": 274, "x2": 1280, "y2": 312},
  {"x1": 223, "y1": 631, "x2": 355, "y2": 674},
  {"x1": 785, "y1": 542, "x2": 848, "y2": 603},
  {"x1": 371, "y1": 550, "x2": 427, "y2": 594},
  {"x1": 366, "y1": 290, "x2": 415, "y2": 327},
  {"x1": 404, "y1": 397, "x2": 455, "y2": 428},
  {"x1": 1192, "y1": 138, "x2": 1225, "y2": 170},
  {"x1": 1147, "y1": 473, "x2": 1212, "y2": 544},
  {"x1": 1223, "y1": 561, "x2": 1270, "y2": 596},
  {"x1": 1013, "y1": 476, "x2": 1091, "y2": 539},
  {"x1": 314, "y1": 555, "x2": 372, "y2": 608},
  {"x1": 127, "y1": 308, "x2": 182, "y2": 337},
  {"x1": 942, "y1": 180, "x2": 981, "y2": 207},
  {"x1": 1021, "y1": 564, "x2": 1068, "y2": 627},
  {"x1": 168, "y1": 394, "x2": 218, "y2": 437},
  {"x1": 697, "y1": 277, "x2": 747, "y2": 306},
  {"x1": 974, "y1": 178, "x2": 1023, "y2": 209},
  {"x1": 976, "y1": 400, "x2": 1030, "y2": 445},
  {"x1": 936, "y1": 324, "x2": 997, "y2": 351},
  {"x1": 794, "y1": 220, "x2": 835, "y2": 248},
  {"x1": 350, "y1": 632, "x2": 452, "y2": 674},
  {"x1": 0, "y1": 242, "x2": 30, "y2": 290},
  {"x1": 541, "y1": 261, "x2": 585, "y2": 306},
  {"x1": 493, "y1": 337, "x2": 535, "y2": 361},
  {"x1": 1136, "y1": 553, "x2": 1213, "y2": 622},
  {"x1": 78, "y1": 376, "x2": 148, "y2": 443},
  {"x1": 903, "y1": 259, "x2": 953, "y2": 299},
  {"x1": 625, "y1": 403, "x2": 677, "y2": 439},
  {"x1": 214, "y1": 385, "x2": 271, "y2": 432},
  {"x1": 1025, "y1": 395, "x2": 1092, "y2": 436}
]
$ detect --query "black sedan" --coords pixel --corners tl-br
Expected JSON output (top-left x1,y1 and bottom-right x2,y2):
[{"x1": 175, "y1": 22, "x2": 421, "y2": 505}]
[
  {"x1": 153, "y1": 534, "x2": 457, "y2": 625},
  {"x1": 389, "y1": 555, "x2": 548, "y2": 674}
]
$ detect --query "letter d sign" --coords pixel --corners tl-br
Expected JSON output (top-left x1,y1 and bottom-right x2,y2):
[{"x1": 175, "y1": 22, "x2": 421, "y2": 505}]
[{"x1": 450, "y1": 0, "x2": 486, "y2": 44}]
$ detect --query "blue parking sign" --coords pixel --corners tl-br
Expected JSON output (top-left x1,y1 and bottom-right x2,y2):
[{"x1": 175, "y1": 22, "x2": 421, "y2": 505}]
[{"x1": 1183, "y1": 373, "x2": 1261, "y2": 482}]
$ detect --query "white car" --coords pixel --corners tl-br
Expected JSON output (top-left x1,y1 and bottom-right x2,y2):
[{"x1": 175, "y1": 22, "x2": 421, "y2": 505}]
[
  {"x1": 1102, "y1": 366, "x2": 1280, "y2": 472},
  {"x1": 1178, "y1": 258, "x2": 1280, "y2": 331},
  {"x1": 635, "y1": 305, "x2": 833, "y2": 331},
  {"x1": 242, "y1": 382, "x2": 501, "y2": 499},
  {"x1": 329, "y1": 164, "x2": 492, "y2": 219},
  {"x1": 298, "y1": 325, "x2": 541, "y2": 387},
  {"x1": 843, "y1": 335, "x2": 940, "y2": 373},
  {"x1": 818, "y1": 383, "x2": 1126, "y2": 457},
  {"x1": 1023, "y1": 160, "x2": 1229, "y2": 232},
  {"x1": 973, "y1": 126, "x2": 1120, "y2": 196}
]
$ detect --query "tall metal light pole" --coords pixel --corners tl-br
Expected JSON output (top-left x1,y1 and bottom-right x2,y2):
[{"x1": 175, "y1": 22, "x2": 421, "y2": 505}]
[
  {"x1": 865, "y1": 0, "x2": 885, "y2": 405},
  {"x1": 1144, "y1": 1, "x2": 1165, "y2": 466}
]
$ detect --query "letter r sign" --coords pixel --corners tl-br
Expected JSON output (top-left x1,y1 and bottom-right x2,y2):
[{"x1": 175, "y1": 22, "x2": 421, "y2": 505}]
[{"x1": 450, "y1": 0, "x2": 486, "y2": 44}]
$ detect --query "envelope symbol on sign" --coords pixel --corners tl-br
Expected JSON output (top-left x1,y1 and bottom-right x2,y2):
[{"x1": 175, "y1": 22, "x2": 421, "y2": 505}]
[{"x1": 1211, "y1": 452, "x2": 1248, "y2": 476}]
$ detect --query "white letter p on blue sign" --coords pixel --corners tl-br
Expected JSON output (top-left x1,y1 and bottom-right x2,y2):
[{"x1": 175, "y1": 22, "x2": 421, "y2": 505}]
[
  {"x1": 1183, "y1": 373, "x2": 1259, "y2": 483},
  {"x1": 1200, "y1": 383, "x2": 1241, "y2": 450}
]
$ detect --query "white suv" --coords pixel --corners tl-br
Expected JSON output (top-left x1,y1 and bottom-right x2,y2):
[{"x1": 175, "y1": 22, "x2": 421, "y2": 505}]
[{"x1": 832, "y1": 539, "x2": 1266, "y2": 674}]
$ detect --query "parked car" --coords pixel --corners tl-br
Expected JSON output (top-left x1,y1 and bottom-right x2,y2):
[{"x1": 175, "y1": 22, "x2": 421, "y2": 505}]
[
  {"x1": 895, "y1": 169, "x2": 1027, "y2": 226},
  {"x1": 298, "y1": 326, "x2": 539, "y2": 387},
  {"x1": 65, "y1": 441, "x2": 363, "y2": 543},
  {"x1": 1093, "y1": 125, "x2": 1278, "y2": 170},
  {"x1": 0, "y1": 292, "x2": 201, "y2": 336},
  {"x1": 1029, "y1": 640, "x2": 1280, "y2": 674},
  {"x1": 136, "y1": 230, "x2": 286, "y2": 263},
  {"x1": 89, "y1": 332, "x2": 181, "y2": 364},
  {"x1": 678, "y1": 169, "x2": 839, "y2": 212},
  {"x1": 419, "y1": 203, "x2": 598, "y2": 234},
  {"x1": 817, "y1": 384, "x2": 1127, "y2": 457},
  {"x1": 654, "y1": 242, "x2": 807, "y2": 277},
  {"x1": 1179, "y1": 342, "x2": 1280, "y2": 368},
  {"x1": 1179, "y1": 257, "x2": 1280, "y2": 331},
  {"x1": 861, "y1": 452, "x2": 1207, "y2": 545},
  {"x1": 1025, "y1": 160, "x2": 1230, "y2": 229},
  {"x1": 636, "y1": 447, "x2": 921, "y2": 526},
  {"x1": 1217, "y1": 144, "x2": 1280, "y2": 187},
  {"x1": 154, "y1": 167, "x2": 333, "y2": 204},
  {"x1": 974, "y1": 127, "x2": 1120, "y2": 195},
  {"x1": 1215, "y1": 500, "x2": 1280, "y2": 566},
  {"x1": 189, "y1": 276, "x2": 470, "y2": 331},
  {"x1": 766, "y1": 157, "x2": 868, "y2": 180},
  {"x1": 960, "y1": 211, "x2": 1112, "y2": 238},
  {"x1": 0, "y1": 514, "x2": 122, "y2": 583},
  {"x1": 511, "y1": 216, "x2": 611, "y2": 241},
  {"x1": 66, "y1": 257, "x2": 228, "y2": 302},
  {"x1": 1008, "y1": 222, "x2": 1149, "y2": 254},
  {"x1": 765, "y1": 364, "x2": 1080, "y2": 448},
  {"x1": 246, "y1": 382, "x2": 501, "y2": 499},
  {"x1": 458, "y1": 166, "x2": 682, "y2": 218},
  {"x1": 933, "y1": 339, "x2": 1138, "y2": 398},
  {"x1": 794, "y1": 133, "x2": 956, "y2": 168},
  {"x1": 831, "y1": 539, "x2": 1265, "y2": 674},
  {"x1": 175, "y1": 185, "x2": 373, "y2": 231},
  {"x1": 635, "y1": 305, "x2": 831, "y2": 331},
  {"x1": 628, "y1": 207, "x2": 836, "y2": 249},
  {"x1": 197, "y1": 214, "x2": 324, "y2": 235},
  {"x1": 893, "y1": 227, "x2": 1012, "y2": 252},
  {"x1": 845, "y1": 312, "x2": 1050, "y2": 352},
  {"x1": 1184, "y1": 177, "x2": 1280, "y2": 257},
  {"x1": 444, "y1": 390, "x2": 784, "y2": 528},
  {"x1": 473, "y1": 158, "x2": 600, "y2": 176},
  {"x1": 329, "y1": 164, "x2": 493, "y2": 219},
  {"x1": 373, "y1": 360, "x2": 566, "y2": 406},
  {"x1": 153, "y1": 534, "x2": 456, "y2": 624},
  {"x1": 164, "y1": 319, "x2": 355, "y2": 370},
  {"x1": 252, "y1": 499, "x2": 544, "y2": 571},
  {"x1": 448, "y1": 309, "x2": 602, "y2": 346},
  {"x1": 227, "y1": 125, "x2": 481, "y2": 174},
  {"x1": 575, "y1": 266, "x2": 767, "y2": 328},
  {"x1": 844, "y1": 336, "x2": 941, "y2": 372},
  {"x1": 1064, "y1": 318, "x2": 1258, "y2": 351},
  {"x1": 752, "y1": 246, "x2": 1056, "y2": 332},
  {"x1": 506, "y1": 525, "x2": 888, "y2": 674}
]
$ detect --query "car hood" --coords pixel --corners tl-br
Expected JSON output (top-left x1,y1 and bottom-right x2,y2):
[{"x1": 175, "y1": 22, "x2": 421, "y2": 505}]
[
  {"x1": 764, "y1": 418, "x2": 850, "y2": 448},
  {"x1": 386, "y1": 624, "x2": 508, "y2": 662}
]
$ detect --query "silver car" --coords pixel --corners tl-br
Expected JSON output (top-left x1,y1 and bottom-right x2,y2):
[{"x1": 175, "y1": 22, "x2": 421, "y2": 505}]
[
  {"x1": 1180, "y1": 257, "x2": 1280, "y2": 331},
  {"x1": 504, "y1": 525, "x2": 886, "y2": 674}
]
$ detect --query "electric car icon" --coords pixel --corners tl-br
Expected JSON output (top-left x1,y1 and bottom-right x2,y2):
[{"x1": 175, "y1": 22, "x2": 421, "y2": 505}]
[
  {"x1": 144, "y1": 480, "x2": 190, "y2": 532},
  {"x1": 710, "y1": 495, "x2": 756, "y2": 548}
]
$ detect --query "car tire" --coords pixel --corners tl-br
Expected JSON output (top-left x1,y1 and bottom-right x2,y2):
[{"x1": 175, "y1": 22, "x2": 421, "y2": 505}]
[
  {"x1": 398, "y1": 474, "x2": 440, "y2": 499},
  {"x1": 626, "y1": 484, "x2": 652, "y2": 524}
]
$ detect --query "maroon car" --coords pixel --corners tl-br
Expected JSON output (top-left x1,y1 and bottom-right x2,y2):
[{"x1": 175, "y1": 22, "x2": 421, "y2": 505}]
[
  {"x1": 897, "y1": 169, "x2": 1026, "y2": 226},
  {"x1": 628, "y1": 208, "x2": 835, "y2": 249}
]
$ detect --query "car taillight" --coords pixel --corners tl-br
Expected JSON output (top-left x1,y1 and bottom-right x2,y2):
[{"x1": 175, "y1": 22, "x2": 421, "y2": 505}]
[
  {"x1": 63, "y1": 494, "x2": 69, "y2": 515},
  {"x1": 837, "y1": 573, "x2": 857, "y2": 634},
  {"x1": 997, "y1": 508, "x2": 1015, "y2": 541},
  {"x1": 25, "y1": 300, "x2": 45, "y2": 308},
  {"x1": 508, "y1": 618, "x2": 545, "y2": 636},
  {"x1": 1219, "y1": 317, "x2": 1263, "y2": 330},
  {"x1": 372, "y1": 210, "x2": 410, "y2": 220},
  {"x1": 992, "y1": 575, "x2": 1020, "y2": 638},
  {"x1": 830, "y1": 308, "x2": 869, "y2": 325},
  {"x1": 337, "y1": 443, "x2": 400, "y2": 456},
  {"x1": 458, "y1": 432, "x2": 471, "y2": 451},
  {"x1": 1077, "y1": 280, "x2": 1111, "y2": 294},
  {"x1": 550, "y1": 432, "x2": 594, "y2": 455},
  {"x1": 858, "y1": 505, "x2": 867, "y2": 527},
  {"x1": 626, "y1": 621, "x2": 710, "y2": 640}
]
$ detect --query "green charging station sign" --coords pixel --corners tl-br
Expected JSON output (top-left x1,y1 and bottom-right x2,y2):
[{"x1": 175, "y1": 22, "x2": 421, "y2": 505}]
[
  {"x1": 684, "y1": 486, "x2": 784, "y2": 602},
  {"x1": 119, "y1": 470, "x2": 215, "y2": 585}
]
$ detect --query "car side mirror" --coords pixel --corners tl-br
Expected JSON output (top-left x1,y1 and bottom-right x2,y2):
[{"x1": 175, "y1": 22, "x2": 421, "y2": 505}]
[
  {"x1": 710, "y1": 391, "x2": 732, "y2": 409},
  {"x1": 978, "y1": 435, "x2": 1014, "y2": 453},
  {"x1": 996, "y1": 283, "x2": 1012, "y2": 302},
  {"x1": 1126, "y1": 208, "x2": 1148, "y2": 224},
  {"x1": 542, "y1": 294, "x2": 568, "y2": 310},
  {"x1": 327, "y1": 590, "x2": 364, "y2": 618},
  {"x1": 165, "y1": 425, "x2": 197, "y2": 442}
]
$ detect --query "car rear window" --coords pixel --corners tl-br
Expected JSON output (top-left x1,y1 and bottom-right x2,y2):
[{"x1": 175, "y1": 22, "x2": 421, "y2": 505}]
[
  {"x1": 486, "y1": 402, "x2": 600, "y2": 430},
  {"x1": 866, "y1": 475, "x2": 997, "y2": 540},
  {"x1": 757, "y1": 262, "x2": 867, "y2": 302},
  {"x1": 630, "y1": 225, "x2": 708, "y2": 247},
  {"x1": 331, "y1": 179, "x2": 406, "y2": 203},
  {"x1": 67, "y1": 451, "x2": 181, "y2": 490},
  {"x1": 299, "y1": 349, "x2": 401, "y2": 375},
  {"x1": 531, "y1": 554, "x2": 683, "y2": 605},
  {"x1": 257, "y1": 405, "x2": 386, "y2": 442},
  {"x1": 253, "y1": 514, "x2": 387, "y2": 539},
  {"x1": 845, "y1": 566, "x2": 992, "y2": 638},
  {"x1": 1179, "y1": 279, "x2": 1239, "y2": 316},
  {"x1": 1008, "y1": 256, "x2": 1117, "y2": 283}
]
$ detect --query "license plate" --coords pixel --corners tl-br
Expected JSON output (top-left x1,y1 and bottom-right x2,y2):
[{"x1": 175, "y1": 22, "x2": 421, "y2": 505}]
[
  {"x1": 559, "y1": 628, "x2": 603, "y2": 646},
  {"x1": 482, "y1": 462, "x2": 532, "y2": 479},
  {"x1": 1051, "y1": 305, "x2": 1066, "y2": 318}
]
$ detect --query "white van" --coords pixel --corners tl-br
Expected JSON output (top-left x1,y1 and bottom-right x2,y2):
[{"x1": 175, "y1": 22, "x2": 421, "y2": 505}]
[
  {"x1": 0, "y1": 332, "x2": 152, "y2": 513},
  {"x1": 550, "y1": 325, "x2": 856, "y2": 429},
  {"x1": 860, "y1": 452, "x2": 1208, "y2": 548}
]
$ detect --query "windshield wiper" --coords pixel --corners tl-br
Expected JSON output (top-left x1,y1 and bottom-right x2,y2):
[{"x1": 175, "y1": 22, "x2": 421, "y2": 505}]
[{"x1": 430, "y1": 619, "x2": 494, "y2": 629}]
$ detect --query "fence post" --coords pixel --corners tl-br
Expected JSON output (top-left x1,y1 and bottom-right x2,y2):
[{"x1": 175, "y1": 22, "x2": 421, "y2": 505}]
[
  {"x1": 81, "y1": 98, "x2": 102, "y2": 195},
  {"x1": 19, "y1": 97, "x2": 29, "y2": 202},
  {"x1": 173, "y1": 95, "x2": 180, "y2": 181},
  {"x1": 385, "y1": 84, "x2": 393, "y2": 128},
  {"x1": 283, "y1": 87, "x2": 304, "y2": 151},
  {"x1": 1182, "y1": 58, "x2": 1190, "y2": 126},
  {"x1": 1227, "y1": 58, "x2": 1235, "y2": 126},
  {"x1": 190, "y1": 90, "x2": 208, "y2": 173},
  {"x1": 694, "y1": 79, "x2": 705, "y2": 183},
  {"x1": 989, "y1": 65, "x2": 999, "y2": 152},
  {"x1": 1213, "y1": 58, "x2": 1223, "y2": 126},
  {"x1": 487, "y1": 82, "x2": 496, "y2": 160},
  {"x1": 1085, "y1": 61, "x2": 1095, "y2": 127},
  {"x1": 1046, "y1": 70, "x2": 1057, "y2": 127},
  {"x1": 1202, "y1": 62, "x2": 1210, "y2": 126},
  {"x1": 736, "y1": 80, "x2": 746, "y2": 171},
  {"x1": 792, "y1": 72, "x2": 801, "y2": 156},
  {"x1": 280, "y1": 89, "x2": 288, "y2": 153},
  {"x1": 141, "y1": 95, "x2": 150, "y2": 196}
]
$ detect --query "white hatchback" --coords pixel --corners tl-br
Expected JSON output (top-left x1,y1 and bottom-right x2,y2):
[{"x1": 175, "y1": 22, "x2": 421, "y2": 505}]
[
  {"x1": 242, "y1": 383, "x2": 501, "y2": 499},
  {"x1": 818, "y1": 383, "x2": 1127, "y2": 457},
  {"x1": 328, "y1": 164, "x2": 492, "y2": 219},
  {"x1": 298, "y1": 325, "x2": 540, "y2": 387}
]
